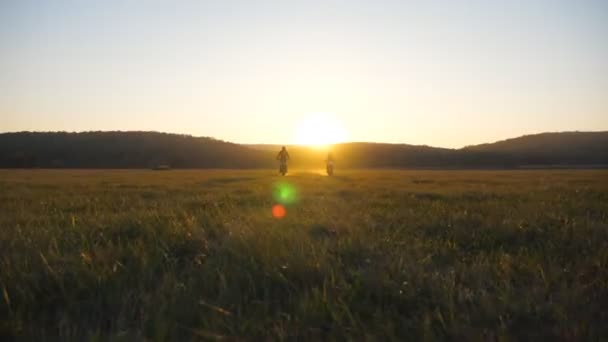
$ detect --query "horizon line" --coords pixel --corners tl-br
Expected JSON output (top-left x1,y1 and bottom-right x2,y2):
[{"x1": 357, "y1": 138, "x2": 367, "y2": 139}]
[{"x1": 1, "y1": 129, "x2": 607, "y2": 150}]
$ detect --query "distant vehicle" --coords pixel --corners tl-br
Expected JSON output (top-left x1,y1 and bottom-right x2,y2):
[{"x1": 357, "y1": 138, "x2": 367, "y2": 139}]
[
  {"x1": 279, "y1": 161, "x2": 288, "y2": 176},
  {"x1": 326, "y1": 152, "x2": 334, "y2": 176},
  {"x1": 276, "y1": 146, "x2": 290, "y2": 176},
  {"x1": 326, "y1": 161, "x2": 334, "y2": 176}
]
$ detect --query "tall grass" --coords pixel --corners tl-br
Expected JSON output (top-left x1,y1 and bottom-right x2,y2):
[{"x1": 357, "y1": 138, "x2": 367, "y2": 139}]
[{"x1": 1, "y1": 170, "x2": 607, "y2": 340}]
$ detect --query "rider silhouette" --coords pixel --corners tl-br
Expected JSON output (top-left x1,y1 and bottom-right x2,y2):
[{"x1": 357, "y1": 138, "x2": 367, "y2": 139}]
[
  {"x1": 276, "y1": 146, "x2": 290, "y2": 163},
  {"x1": 326, "y1": 151, "x2": 335, "y2": 175}
]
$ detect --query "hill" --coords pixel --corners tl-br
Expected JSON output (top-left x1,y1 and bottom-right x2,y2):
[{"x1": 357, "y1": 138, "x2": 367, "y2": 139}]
[
  {"x1": 0, "y1": 131, "x2": 270, "y2": 168},
  {"x1": 464, "y1": 131, "x2": 608, "y2": 166},
  {"x1": 0, "y1": 131, "x2": 607, "y2": 168}
]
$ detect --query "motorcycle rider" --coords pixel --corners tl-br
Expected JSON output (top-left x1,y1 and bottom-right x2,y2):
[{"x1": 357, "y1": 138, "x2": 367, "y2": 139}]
[
  {"x1": 326, "y1": 151, "x2": 334, "y2": 175},
  {"x1": 276, "y1": 146, "x2": 290, "y2": 174}
]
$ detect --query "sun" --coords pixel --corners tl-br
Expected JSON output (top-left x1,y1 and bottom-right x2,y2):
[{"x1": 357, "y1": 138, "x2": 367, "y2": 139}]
[{"x1": 294, "y1": 112, "x2": 348, "y2": 147}]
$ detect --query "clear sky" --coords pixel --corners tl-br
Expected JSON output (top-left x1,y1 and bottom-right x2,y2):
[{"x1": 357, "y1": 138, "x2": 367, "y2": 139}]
[{"x1": 1, "y1": 0, "x2": 607, "y2": 148}]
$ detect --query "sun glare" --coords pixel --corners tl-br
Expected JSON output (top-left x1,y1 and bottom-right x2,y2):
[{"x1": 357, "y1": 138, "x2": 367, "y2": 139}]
[{"x1": 294, "y1": 112, "x2": 348, "y2": 147}]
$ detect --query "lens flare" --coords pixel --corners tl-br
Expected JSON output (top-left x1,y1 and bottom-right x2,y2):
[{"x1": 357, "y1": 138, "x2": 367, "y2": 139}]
[
  {"x1": 271, "y1": 182, "x2": 297, "y2": 218},
  {"x1": 273, "y1": 182, "x2": 298, "y2": 205},
  {"x1": 272, "y1": 204, "x2": 286, "y2": 219}
]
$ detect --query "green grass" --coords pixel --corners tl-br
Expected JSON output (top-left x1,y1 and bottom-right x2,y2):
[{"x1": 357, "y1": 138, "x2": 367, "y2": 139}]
[{"x1": 1, "y1": 169, "x2": 607, "y2": 340}]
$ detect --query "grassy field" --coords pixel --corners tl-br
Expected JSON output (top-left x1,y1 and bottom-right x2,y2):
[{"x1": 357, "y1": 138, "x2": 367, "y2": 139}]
[{"x1": 1, "y1": 169, "x2": 607, "y2": 340}]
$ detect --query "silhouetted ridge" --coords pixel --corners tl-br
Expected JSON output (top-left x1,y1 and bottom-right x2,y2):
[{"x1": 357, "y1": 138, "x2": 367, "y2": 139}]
[
  {"x1": 0, "y1": 131, "x2": 268, "y2": 168},
  {"x1": 0, "y1": 131, "x2": 606, "y2": 168},
  {"x1": 463, "y1": 132, "x2": 608, "y2": 166}
]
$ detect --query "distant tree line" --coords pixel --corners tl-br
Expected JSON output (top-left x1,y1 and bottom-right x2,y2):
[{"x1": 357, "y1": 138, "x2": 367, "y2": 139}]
[
  {"x1": 0, "y1": 132, "x2": 269, "y2": 168},
  {"x1": 0, "y1": 131, "x2": 607, "y2": 169}
]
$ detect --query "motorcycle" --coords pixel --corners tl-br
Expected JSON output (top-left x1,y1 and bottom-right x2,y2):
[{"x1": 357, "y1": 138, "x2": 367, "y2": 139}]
[
  {"x1": 279, "y1": 161, "x2": 288, "y2": 176},
  {"x1": 326, "y1": 160, "x2": 334, "y2": 176}
]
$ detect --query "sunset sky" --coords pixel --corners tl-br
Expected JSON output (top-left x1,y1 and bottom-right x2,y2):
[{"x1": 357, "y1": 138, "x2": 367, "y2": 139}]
[{"x1": 1, "y1": 0, "x2": 607, "y2": 148}]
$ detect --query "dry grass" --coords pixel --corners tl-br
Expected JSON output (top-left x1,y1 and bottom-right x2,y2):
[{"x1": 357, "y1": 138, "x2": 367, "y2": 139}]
[{"x1": 1, "y1": 169, "x2": 607, "y2": 340}]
